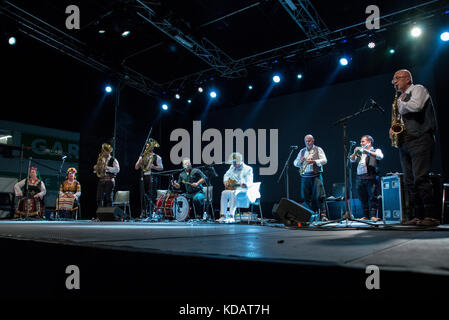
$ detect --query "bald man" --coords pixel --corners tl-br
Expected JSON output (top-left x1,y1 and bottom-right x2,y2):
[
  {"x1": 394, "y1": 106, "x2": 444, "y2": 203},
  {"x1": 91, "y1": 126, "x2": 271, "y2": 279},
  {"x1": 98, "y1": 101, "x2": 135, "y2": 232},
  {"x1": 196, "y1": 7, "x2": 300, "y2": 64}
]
[
  {"x1": 391, "y1": 69, "x2": 438, "y2": 226},
  {"x1": 293, "y1": 134, "x2": 328, "y2": 221}
]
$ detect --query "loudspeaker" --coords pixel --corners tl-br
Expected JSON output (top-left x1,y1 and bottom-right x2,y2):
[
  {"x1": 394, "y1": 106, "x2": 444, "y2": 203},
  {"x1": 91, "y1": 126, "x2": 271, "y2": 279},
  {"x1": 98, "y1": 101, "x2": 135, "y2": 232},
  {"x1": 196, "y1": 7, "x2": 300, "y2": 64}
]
[
  {"x1": 96, "y1": 206, "x2": 127, "y2": 221},
  {"x1": 276, "y1": 198, "x2": 313, "y2": 226}
]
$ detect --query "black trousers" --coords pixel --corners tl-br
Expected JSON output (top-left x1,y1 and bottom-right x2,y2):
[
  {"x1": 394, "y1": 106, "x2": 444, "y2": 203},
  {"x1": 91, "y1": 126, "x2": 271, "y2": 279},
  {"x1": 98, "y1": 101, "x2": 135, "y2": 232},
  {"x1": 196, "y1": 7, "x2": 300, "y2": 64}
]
[
  {"x1": 399, "y1": 132, "x2": 435, "y2": 218},
  {"x1": 300, "y1": 175, "x2": 326, "y2": 214},
  {"x1": 142, "y1": 175, "x2": 158, "y2": 214},
  {"x1": 357, "y1": 177, "x2": 379, "y2": 218},
  {"x1": 96, "y1": 179, "x2": 115, "y2": 207}
]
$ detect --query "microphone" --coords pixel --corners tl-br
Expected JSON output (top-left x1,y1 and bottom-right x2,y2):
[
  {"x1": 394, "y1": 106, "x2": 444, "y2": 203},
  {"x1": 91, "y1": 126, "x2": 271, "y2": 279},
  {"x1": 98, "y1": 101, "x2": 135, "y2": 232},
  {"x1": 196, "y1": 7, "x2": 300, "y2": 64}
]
[
  {"x1": 289, "y1": 145, "x2": 298, "y2": 149},
  {"x1": 370, "y1": 99, "x2": 385, "y2": 114},
  {"x1": 62, "y1": 155, "x2": 67, "y2": 160}
]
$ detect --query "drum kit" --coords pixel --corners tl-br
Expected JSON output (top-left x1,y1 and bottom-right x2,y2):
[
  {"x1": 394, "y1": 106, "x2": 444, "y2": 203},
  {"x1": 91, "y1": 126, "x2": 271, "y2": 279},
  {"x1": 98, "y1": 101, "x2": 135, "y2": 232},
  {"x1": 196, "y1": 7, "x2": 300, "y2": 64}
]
[{"x1": 154, "y1": 190, "x2": 191, "y2": 222}]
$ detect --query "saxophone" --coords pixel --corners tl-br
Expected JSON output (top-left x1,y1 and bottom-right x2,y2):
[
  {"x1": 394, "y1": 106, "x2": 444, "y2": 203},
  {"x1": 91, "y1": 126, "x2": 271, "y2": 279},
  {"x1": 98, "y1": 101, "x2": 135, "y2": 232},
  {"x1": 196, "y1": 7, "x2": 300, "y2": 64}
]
[
  {"x1": 391, "y1": 88, "x2": 405, "y2": 148},
  {"x1": 95, "y1": 143, "x2": 113, "y2": 178},
  {"x1": 299, "y1": 149, "x2": 314, "y2": 175}
]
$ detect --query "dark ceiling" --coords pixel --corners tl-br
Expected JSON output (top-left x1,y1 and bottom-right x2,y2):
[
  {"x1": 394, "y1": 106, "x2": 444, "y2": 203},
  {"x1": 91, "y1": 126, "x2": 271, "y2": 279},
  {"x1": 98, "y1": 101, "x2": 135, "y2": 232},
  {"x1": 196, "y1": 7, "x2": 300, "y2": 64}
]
[{"x1": 1, "y1": 0, "x2": 449, "y2": 129}]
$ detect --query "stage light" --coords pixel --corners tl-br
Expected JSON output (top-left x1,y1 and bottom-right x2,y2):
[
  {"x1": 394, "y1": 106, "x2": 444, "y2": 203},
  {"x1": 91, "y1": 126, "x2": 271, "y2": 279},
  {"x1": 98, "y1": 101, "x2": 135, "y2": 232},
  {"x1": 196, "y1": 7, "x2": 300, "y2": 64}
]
[
  {"x1": 411, "y1": 26, "x2": 422, "y2": 38},
  {"x1": 339, "y1": 57, "x2": 349, "y2": 66},
  {"x1": 440, "y1": 31, "x2": 449, "y2": 42},
  {"x1": 209, "y1": 91, "x2": 217, "y2": 98},
  {"x1": 175, "y1": 94, "x2": 180, "y2": 99},
  {"x1": 8, "y1": 37, "x2": 16, "y2": 45},
  {"x1": 98, "y1": 30, "x2": 106, "y2": 34},
  {"x1": 272, "y1": 75, "x2": 281, "y2": 83},
  {"x1": 161, "y1": 104, "x2": 169, "y2": 111},
  {"x1": 121, "y1": 30, "x2": 131, "y2": 37},
  {"x1": 105, "y1": 85, "x2": 113, "y2": 93},
  {"x1": 297, "y1": 73, "x2": 303, "y2": 79},
  {"x1": 198, "y1": 87, "x2": 203, "y2": 93},
  {"x1": 389, "y1": 49, "x2": 395, "y2": 54},
  {"x1": 187, "y1": 99, "x2": 192, "y2": 104},
  {"x1": 368, "y1": 41, "x2": 375, "y2": 49},
  {"x1": 248, "y1": 85, "x2": 253, "y2": 90}
]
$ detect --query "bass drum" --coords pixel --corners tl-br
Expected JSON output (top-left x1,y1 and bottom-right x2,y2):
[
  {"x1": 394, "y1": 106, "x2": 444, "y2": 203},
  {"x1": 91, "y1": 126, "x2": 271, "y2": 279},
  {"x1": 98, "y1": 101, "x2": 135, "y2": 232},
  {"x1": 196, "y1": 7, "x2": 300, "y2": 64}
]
[{"x1": 154, "y1": 194, "x2": 190, "y2": 222}]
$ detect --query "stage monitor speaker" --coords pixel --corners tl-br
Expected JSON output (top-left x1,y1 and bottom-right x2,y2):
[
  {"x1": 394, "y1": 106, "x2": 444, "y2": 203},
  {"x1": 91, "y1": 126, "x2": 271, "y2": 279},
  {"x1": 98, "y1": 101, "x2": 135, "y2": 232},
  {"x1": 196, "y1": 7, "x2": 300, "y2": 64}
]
[
  {"x1": 276, "y1": 198, "x2": 313, "y2": 226},
  {"x1": 96, "y1": 206, "x2": 127, "y2": 221}
]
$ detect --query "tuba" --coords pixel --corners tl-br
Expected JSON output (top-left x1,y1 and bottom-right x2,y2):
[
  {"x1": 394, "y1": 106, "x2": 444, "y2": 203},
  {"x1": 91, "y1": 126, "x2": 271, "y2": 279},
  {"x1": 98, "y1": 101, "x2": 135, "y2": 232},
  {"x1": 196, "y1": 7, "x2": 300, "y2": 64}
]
[
  {"x1": 391, "y1": 88, "x2": 405, "y2": 148},
  {"x1": 95, "y1": 143, "x2": 113, "y2": 178},
  {"x1": 141, "y1": 138, "x2": 159, "y2": 172}
]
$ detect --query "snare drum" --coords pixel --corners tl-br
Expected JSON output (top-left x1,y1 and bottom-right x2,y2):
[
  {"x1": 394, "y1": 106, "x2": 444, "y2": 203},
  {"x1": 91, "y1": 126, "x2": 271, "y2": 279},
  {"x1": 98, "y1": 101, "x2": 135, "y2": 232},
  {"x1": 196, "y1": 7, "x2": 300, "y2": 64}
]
[{"x1": 154, "y1": 193, "x2": 190, "y2": 221}]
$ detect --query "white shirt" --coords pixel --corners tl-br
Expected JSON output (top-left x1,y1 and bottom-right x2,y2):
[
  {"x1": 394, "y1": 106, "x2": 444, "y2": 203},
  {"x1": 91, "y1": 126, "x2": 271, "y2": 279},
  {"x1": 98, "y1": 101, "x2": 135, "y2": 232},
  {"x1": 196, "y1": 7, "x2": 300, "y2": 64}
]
[
  {"x1": 138, "y1": 154, "x2": 163, "y2": 175},
  {"x1": 293, "y1": 146, "x2": 327, "y2": 174},
  {"x1": 398, "y1": 84, "x2": 430, "y2": 115},
  {"x1": 350, "y1": 147, "x2": 384, "y2": 175},
  {"x1": 106, "y1": 156, "x2": 120, "y2": 175},
  {"x1": 223, "y1": 163, "x2": 253, "y2": 186},
  {"x1": 14, "y1": 179, "x2": 46, "y2": 199}
]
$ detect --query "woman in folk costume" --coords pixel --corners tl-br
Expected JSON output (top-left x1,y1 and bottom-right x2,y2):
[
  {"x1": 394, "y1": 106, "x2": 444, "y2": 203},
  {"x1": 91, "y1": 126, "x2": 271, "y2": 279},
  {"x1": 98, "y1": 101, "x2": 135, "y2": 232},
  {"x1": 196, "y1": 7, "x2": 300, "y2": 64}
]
[
  {"x1": 56, "y1": 167, "x2": 81, "y2": 218},
  {"x1": 14, "y1": 166, "x2": 46, "y2": 218}
]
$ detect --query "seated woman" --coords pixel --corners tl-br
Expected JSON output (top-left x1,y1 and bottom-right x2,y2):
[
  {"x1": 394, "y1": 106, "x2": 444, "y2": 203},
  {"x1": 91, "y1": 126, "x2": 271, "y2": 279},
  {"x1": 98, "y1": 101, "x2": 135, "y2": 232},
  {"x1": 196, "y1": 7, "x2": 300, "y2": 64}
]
[
  {"x1": 56, "y1": 167, "x2": 81, "y2": 219},
  {"x1": 14, "y1": 166, "x2": 46, "y2": 218}
]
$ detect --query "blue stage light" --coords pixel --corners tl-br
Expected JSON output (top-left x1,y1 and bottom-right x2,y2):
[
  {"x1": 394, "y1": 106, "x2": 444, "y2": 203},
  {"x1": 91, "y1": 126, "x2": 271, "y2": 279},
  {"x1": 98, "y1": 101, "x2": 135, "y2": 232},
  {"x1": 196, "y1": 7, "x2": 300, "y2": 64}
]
[
  {"x1": 8, "y1": 37, "x2": 16, "y2": 45},
  {"x1": 339, "y1": 57, "x2": 349, "y2": 66},
  {"x1": 248, "y1": 85, "x2": 253, "y2": 90},
  {"x1": 105, "y1": 85, "x2": 113, "y2": 93},
  {"x1": 209, "y1": 91, "x2": 217, "y2": 98},
  {"x1": 411, "y1": 26, "x2": 422, "y2": 38},
  {"x1": 389, "y1": 49, "x2": 395, "y2": 54},
  {"x1": 440, "y1": 31, "x2": 449, "y2": 42},
  {"x1": 272, "y1": 75, "x2": 281, "y2": 83},
  {"x1": 161, "y1": 104, "x2": 169, "y2": 111},
  {"x1": 297, "y1": 73, "x2": 303, "y2": 79},
  {"x1": 121, "y1": 30, "x2": 131, "y2": 37}
]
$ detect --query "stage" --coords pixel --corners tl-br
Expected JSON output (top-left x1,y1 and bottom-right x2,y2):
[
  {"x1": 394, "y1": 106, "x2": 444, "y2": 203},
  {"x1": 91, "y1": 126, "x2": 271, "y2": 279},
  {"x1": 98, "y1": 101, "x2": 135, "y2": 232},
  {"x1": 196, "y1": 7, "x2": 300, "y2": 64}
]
[{"x1": 1, "y1": 219, "x2": 449, "y2": 304}]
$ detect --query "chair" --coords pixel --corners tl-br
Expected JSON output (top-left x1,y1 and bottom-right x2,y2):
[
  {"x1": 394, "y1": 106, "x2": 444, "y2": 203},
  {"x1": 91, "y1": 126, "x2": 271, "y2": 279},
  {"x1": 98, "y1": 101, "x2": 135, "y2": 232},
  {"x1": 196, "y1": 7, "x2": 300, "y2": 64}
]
[
  {"x1": 112, "y1": 191, "x2": 131, "y2": 217},
  {"x1": 202, "y1": 186, "x2": 214, "y2": 220},
  {"x1": 236, "y1": 182, "x2": 263, "y2": 224}
]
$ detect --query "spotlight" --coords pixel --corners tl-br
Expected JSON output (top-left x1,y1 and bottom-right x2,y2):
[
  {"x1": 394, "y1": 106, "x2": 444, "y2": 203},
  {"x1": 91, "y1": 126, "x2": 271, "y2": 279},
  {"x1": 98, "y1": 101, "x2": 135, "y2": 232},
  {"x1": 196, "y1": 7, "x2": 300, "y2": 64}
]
[
  {"x1": 98, "y1": 30, "x2": 106, "y2": 34},
  {"x1": 198, "y1": 87, "x2": 203, "y2": 93},
  {"x1": 440, "y1": 31, "x2": 449, "y2": 42},
  {"x1": 339, "y1": 57, "x2": 349, "y2": 66},
  {"x1": 272, "y1": 75, "x2": 281, "y2": 83},
  {"x1": 175, "y1": 94, "x2": 180, "y2": 99},
  {"x1": 368, "y1": 41, "x2": 376, "y2": 49},
  {"x1": 8, "y1": 37, "x2": 16, "y2": 45},
  {"x1": 248, "y1": 85, "x2": 253, "y2": 90},
  {"x1": 121, "y1": 30, "x2": 131, "y2": 37},
  {"x1": 105, "y1": 85, "x2": 113, "y2": 93},
  {"x1": 411, "y1": 26, "x2": 422, "y2": 38},
  {"x1": 209, "y1": 91, "x2": 217, "y2": 99},
  {"x1": 297, "y1": 73, "x2": 303, "y2": 79},
  {"x1": 187, "y1": 99, "x2": 192, "y2": 104},
  {"x1": 389, "y1": 49, "x2": 395, "y2": 54},
  {"x1": 161, "y1": 104, "x2": 169, "y2": 111}
]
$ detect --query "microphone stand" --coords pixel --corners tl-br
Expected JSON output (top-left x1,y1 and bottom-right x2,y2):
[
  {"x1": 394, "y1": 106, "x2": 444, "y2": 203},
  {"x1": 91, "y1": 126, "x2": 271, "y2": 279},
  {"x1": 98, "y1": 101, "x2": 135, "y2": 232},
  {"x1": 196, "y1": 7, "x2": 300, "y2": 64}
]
[
  {"x1": 139, "y1": 127, "x2": 152, "y2": 220},
  {"x1": 277, "y1": 147, "x2": 297, "y2": 199},
  {"x1": 55, "y1": 156, "x2": 67, "y2": 220},
  {"x1": 23, "y1": 157, "x2": 32, "y2": 220}
]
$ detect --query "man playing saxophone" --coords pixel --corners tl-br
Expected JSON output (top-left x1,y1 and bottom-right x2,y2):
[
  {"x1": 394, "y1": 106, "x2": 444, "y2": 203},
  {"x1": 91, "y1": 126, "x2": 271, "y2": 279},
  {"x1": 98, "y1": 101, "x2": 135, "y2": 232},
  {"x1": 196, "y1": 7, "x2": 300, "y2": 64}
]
[
  {"x1": 94, "y1": 143, "x2": 120, "y2": 208},
  {"x1": 390, "y1": 69, "x2": 438, "y2": 226},
  {"x1": 293, "y1": 134, "x2": 328, "y2": 221}
]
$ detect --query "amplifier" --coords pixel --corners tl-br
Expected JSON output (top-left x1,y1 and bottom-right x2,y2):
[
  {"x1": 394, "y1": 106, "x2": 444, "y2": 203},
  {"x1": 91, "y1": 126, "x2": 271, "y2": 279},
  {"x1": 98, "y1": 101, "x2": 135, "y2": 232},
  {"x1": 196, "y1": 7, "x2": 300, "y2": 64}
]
[{"x1": 381, "y1": 174, "x2": 408, "y2": 224}]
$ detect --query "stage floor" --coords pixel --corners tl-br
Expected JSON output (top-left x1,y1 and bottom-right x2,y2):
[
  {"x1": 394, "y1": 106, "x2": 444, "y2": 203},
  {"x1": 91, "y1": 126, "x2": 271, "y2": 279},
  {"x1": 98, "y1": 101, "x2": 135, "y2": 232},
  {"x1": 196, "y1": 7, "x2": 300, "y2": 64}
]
[{"x1": 1, "y1": 219, "x2": 449, "y2": 276}]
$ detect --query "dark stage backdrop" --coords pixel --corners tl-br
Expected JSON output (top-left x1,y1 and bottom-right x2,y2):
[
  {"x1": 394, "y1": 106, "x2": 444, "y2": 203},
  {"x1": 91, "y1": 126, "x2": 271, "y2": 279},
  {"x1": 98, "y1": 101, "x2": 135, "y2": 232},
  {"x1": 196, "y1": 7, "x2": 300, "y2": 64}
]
[
  {"x1": 80, "y1": 67, "x2": 442, "y2": 219},
  {"x1": 161, "y1": 67, "x2": 441, "y2": 218}
]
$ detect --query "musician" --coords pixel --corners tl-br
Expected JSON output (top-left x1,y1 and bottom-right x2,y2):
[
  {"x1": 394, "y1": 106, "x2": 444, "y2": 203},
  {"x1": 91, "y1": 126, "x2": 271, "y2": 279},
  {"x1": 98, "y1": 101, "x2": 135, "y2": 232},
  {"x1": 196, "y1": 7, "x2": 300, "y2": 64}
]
[
  {"x1": 391, "y1": 69, "x2": 438, "y2": 226},
  {"x1": 219, "y1": 152, "x2": 254, "y2": 223},
  {"x1": 135, "y1": 139, "x2": 163, "y2": 217},
  {"x1": 94, "y1": 143, "x2": 120, "y2": 207},
  {"x1": 56, "y1": 167, "x2": 81, "y2": 218},
  {"x1": 293, "y1": 134, "x2": 328, "y2": 221},
  {"x1": 172, "y1": 158, "x2": 206, "y2": 219},
  {"x1": 14, "y1": 166, "x2": 46, "y2": 218},
  {"x1": 350, "y1": 135, "x2": 383, "y2": 221}
]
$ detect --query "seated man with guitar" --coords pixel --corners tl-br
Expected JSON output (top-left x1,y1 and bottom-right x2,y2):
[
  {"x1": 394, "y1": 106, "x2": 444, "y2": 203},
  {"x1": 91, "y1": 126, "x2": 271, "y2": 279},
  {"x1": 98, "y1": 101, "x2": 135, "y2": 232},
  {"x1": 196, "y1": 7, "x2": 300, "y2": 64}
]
[
  {"x1": 172, "y1": 158, "x2": 207, "y2": 219},
  {"x1": 219, "y1": 152, "x2": 254, "y2": 223}
]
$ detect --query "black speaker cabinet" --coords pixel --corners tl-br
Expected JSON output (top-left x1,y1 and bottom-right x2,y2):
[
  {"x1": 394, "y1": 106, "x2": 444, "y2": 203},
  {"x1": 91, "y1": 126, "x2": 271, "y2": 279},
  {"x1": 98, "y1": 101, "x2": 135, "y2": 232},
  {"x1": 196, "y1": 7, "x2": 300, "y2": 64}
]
[
  {"x1": 276, "y1": 198, "x2": 313, "y2": 226},
  {"x1": 96, "y1": 206, "x2": 127, "y2": 221}
]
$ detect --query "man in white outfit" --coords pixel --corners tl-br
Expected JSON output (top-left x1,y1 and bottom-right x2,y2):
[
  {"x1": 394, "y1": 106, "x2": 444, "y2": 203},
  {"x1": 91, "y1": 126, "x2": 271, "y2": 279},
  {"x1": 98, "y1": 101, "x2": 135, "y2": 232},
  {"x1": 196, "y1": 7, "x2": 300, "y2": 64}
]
[{"x1": 219, "y1": 152, "x2": 254, "y2": 223}]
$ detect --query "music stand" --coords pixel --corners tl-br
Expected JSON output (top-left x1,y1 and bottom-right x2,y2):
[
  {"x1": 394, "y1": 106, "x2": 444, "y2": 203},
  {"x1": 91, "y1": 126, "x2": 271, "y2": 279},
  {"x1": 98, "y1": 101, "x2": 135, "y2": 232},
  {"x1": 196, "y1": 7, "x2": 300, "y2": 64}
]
[{"x1": 317, "y1": 105, "x2": 381, "y2": 228}]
